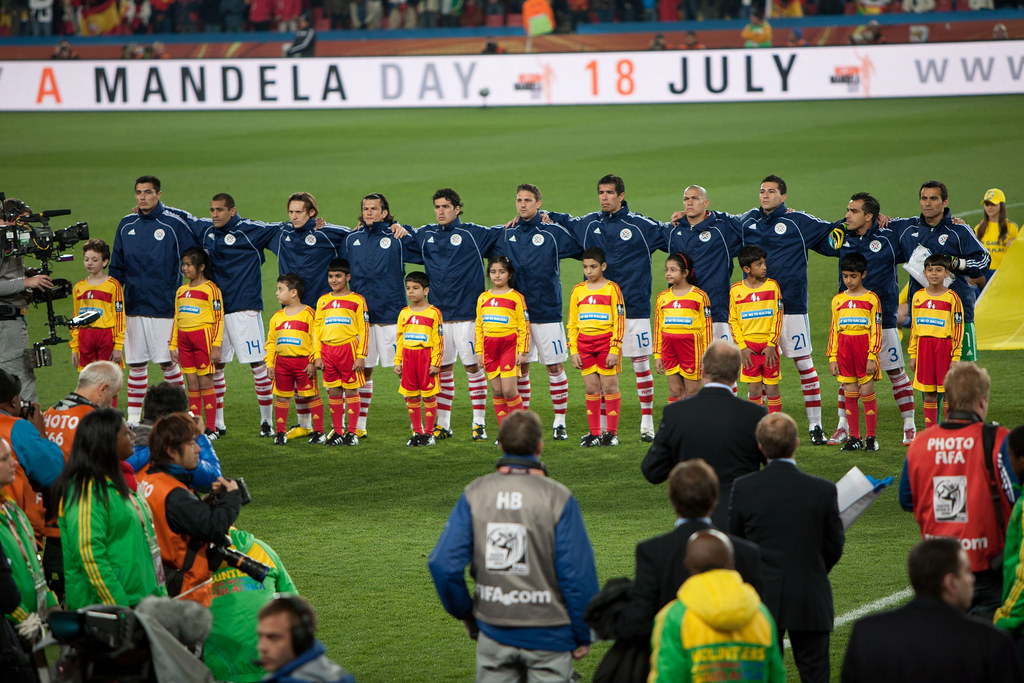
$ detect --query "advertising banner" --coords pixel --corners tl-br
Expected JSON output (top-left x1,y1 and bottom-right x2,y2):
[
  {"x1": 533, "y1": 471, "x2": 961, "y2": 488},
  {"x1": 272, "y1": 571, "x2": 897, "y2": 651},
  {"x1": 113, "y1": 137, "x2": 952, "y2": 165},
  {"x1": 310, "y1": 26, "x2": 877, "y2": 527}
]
[{"x1": 2, "y1": 40, "x2": 1021, "y2": 111}]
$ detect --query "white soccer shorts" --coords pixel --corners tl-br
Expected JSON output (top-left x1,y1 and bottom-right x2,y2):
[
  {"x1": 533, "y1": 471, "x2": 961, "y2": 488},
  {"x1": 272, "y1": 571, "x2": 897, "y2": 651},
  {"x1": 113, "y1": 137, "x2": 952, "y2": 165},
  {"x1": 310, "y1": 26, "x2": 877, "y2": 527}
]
[
  {"x1": 525, "y1": 322, "x2": 569, "y2": 365},
  {"x1": 124, "y1": 316, "x2": 174, "y2": 365},
  {"x1": 365, "y1": 323, "x2": 398, "y2": 368},
  {"x1": 440, "y1": 320, "x2": 479, "y2": 367},
  {"x1": 219, "y1": 310, "x2": 267, "y2": 364}
]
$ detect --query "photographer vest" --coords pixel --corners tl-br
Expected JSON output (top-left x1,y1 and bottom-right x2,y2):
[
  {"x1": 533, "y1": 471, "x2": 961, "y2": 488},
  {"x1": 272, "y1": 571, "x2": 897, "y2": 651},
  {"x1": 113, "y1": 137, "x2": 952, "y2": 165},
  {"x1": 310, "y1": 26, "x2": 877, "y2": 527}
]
[
  {"x1": 0, "y1": 414, "x2": 45, "y2": 545},
  {"x1": 908, "y1": 420, "x2": 1011, "y2": 573},
  {"x1": 41, "y1": 398, "x2": 95, "y2": 539},
  {"x1": 136, "y1": 469, "x2": 212, "y2": 606},
  {"x1": 466, "y1": 470, "x2": 572, "y2": 628}
]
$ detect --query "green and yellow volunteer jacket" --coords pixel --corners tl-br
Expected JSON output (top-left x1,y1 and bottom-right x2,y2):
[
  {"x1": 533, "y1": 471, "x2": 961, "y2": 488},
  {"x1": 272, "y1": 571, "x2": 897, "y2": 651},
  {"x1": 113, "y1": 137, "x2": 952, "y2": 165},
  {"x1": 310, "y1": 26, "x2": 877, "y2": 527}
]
[
  {"x1": 649, "y1": 568, "x2": 785, "y2": 683},
  {"x1": 58, "y1": 477, "x2": 167, "y2": 609},
  {"x1": 1, "y1": 495, "x2": 56, "y2": 624}
]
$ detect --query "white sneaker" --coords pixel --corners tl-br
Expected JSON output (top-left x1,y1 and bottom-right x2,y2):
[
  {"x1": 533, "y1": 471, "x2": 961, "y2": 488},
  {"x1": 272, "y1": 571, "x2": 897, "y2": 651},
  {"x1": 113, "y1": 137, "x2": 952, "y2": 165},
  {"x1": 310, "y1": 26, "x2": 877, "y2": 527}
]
[{"x1": 827, "y1": 427, "x2": 849, "y2": 445}]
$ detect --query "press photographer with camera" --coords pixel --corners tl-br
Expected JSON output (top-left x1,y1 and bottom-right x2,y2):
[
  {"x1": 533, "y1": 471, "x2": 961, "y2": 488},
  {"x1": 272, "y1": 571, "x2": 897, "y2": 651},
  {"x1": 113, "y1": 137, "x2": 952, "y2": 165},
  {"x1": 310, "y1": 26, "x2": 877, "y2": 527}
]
[
  {"x1": 137, "y1": 412, "x2": 243, "y2": 606},
  {"x1": 1, "y1": 198, "x2": 55, "y2": 404},
  {"x1": 0, "y1": 368, "x2": 64, "y2": 543}
]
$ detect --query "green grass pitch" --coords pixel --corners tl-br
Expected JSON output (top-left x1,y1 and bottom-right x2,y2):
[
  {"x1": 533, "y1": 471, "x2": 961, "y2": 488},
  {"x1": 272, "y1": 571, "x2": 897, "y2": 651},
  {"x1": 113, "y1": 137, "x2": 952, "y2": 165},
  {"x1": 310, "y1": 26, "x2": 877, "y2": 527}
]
[{"x1": 6, "y1": 94, "x2": 1024, "y2": 681}]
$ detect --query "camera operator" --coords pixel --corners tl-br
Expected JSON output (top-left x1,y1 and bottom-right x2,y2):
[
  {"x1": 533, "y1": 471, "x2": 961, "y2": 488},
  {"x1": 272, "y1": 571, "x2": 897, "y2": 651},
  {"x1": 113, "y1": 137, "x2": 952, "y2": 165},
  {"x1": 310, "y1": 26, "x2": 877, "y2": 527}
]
[
  {"x1": 1, "y1": 198, "x2": 55, "y2": 404},
  {"x1": 0, "y1": 368, "x2": 64, "y2": 543},
  {"x1": 137, "y1": 412, "x2": 242, "y2": 606}
]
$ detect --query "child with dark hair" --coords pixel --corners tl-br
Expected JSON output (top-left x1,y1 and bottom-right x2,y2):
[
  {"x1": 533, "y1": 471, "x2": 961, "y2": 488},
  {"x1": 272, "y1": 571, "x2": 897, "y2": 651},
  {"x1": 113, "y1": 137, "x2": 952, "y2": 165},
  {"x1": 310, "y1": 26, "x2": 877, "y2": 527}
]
[
  {"x1": 654, "y1": 251, "x2": 711, "y2": 402},
  {"x1": 395, "y1": 272, "x2": 444, "y2": 446},
  {"x1": 169, "y1": 247, "x2": 223, "y2": 436}
]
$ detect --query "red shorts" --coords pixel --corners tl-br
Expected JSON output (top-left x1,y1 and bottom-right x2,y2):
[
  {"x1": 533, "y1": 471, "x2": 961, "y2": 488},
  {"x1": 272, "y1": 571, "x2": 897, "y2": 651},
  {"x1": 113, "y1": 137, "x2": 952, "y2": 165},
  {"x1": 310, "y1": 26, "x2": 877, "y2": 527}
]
[
  {"x1": 740, "y1": 341, "x2": 780, "y2": 385},
  {"x1": 913, "y1": 336, "x2": 955, "y2": 392},
  {"x1": 176, "y1": 327, "x2": 214, "y2": 376},
  {"x1": 399, "y1": 347, "x2": 439, "y2": 398},
  {"x1": 320, "y1": 341, "x2": 364, "y2": 390},
  {"x1": 76, "y1": 327, "x2": 117, "y2": 369},
  {"x1": 483, "y1": 333, "x2": 520, "y2": 380},
  {"x1": 834, "y1": 333, "x2": 881, "y2": 385},
  {"x1": 660, "y1": 333, "x2": 700, "y2": 380},
  {"x1": 273, "y1": 355, "x2": 318, "y2": 398},
  {"x1": 576, "y1": 332, "x2": 620, "y2": 376}
]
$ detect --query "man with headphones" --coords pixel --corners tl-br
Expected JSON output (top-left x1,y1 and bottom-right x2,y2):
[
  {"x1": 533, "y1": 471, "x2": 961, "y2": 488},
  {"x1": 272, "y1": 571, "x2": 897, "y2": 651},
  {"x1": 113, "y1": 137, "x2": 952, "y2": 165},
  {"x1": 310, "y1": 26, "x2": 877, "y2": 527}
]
[{"x1": 256, "y1": 594, "x2": 355, "y2": 682}]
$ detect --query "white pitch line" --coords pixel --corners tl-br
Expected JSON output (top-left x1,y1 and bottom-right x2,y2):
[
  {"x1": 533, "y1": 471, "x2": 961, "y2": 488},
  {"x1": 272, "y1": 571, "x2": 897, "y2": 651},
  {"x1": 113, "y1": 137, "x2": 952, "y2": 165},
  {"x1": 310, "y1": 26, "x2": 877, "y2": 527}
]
[
  {"x1": 833, "y1": 587, "x2": 914, "y2": 628},
  {"x1": 782, "y1": 587, "x2": 914, "y2": 650},
  {"x1": 952, "y1": 200, "x2": 1024, "y2": 218}
]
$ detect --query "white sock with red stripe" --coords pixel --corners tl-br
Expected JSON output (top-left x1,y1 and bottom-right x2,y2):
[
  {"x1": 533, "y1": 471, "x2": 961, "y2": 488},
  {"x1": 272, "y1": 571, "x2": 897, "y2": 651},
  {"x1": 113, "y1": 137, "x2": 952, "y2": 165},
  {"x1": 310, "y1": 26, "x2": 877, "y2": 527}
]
[
  {"x1": 835, "y1": 387, "x2": 848, "y2": 429},
  {"x1": 890, "y1": 369, "x2": 916, "y2": 428},
  {"x1": 251, "y1": 363, "x2": 273, "y2": 424},
  {"x1": 295, "y1": 396, "x2": 311, "y2": 429},
  {"x1": 794, "y1": 355, "x2": 821, "y2": 429},
  {"x1": 162, "y1": 363, "x2": 184, "y2": 388},
  {"x1": 467, "y1": 368, "x2": 488, "y2": 425},
  {"x1": 549, "y1": 368, "x2": 568, "y2": 428},
  {"x1": 517, "y1": 376, "x2": 531, "y2": 411},
  {"x1": 357, "y1": 380, "x2": 373, "y2": 432},
  {"x1": 127, "y1": 365, "x2": 148, "y2": 424},
  {"x1": 213, "y1": 368, "x2": 227, "y2": 430},
  {"x1": 633, "y1": 357, "x2": 655, "y2": 432},
  {"x1": 436, "y1": 369, "x2": 455, "y2": 430}
]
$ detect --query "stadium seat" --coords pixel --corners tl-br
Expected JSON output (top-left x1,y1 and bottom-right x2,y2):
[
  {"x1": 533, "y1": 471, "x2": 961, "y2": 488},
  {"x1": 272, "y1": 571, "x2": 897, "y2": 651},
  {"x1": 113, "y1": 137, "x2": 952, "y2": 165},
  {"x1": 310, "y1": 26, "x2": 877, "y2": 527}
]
[
  {"x1": 316, "y1": 17, "x2": 331, "y2": 29},
  {"x1": 313, "y1": 7, "x2": 324, "y2": 20},
  {"x1": 485, "y1": 13, "x2": 505, "y2": 26},
  {"x1": 507, "y1": 12, "x2": 522, "y2": 25},
  {"x1": 843, "y1": 1, "x2": 856, "y2": 12},
  {"x1": 934, "y1": 0, "x2": 952, "y2": 9}
]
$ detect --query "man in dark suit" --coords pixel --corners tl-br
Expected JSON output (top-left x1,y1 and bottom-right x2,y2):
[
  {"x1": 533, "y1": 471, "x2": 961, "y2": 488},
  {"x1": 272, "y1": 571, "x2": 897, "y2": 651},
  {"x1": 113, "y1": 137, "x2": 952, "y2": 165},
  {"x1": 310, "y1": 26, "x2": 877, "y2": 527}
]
[
  {"x1": 617, "y1": 459, "x2": 763, "y2": 646},
  {"x1": 729, "y1": 412, "x2": 844, "y2": 683},
  {"x1": 841, "y1": 537, "x2": 1021, "y2": 683},
  {"x1": 642, "y1": 340, "x2": 766, "y2": 529}
]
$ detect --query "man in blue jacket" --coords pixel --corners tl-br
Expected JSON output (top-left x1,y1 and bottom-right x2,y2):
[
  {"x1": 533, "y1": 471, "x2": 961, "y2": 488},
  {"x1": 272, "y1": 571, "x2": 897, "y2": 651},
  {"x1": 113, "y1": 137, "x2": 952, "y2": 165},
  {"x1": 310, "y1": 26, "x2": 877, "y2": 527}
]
[
  {"x1": 194, "y1": 193, "x2": 281, "y2": 438},
  {"x1": 343, "y1": 193, "x2": 417, "y2": 439},
  {"x1": 545, "y1": 174, "x2": 667, "y2": 442},
  {"x1": 488, "y1": 184, "x2": 581, "y2": 440},
  {"x1": 428, "y1": 410, "x2": 599, "y2": 681},
  {"x1": 408, "y1": 188, "x2": 502, "y2": 442},
  {"x1": 110, "y1": 175, "x2": 198, "y2": 425},
  {"x1": 820, "y1": 193, "x2": 917, "y2": 447},
  {"x1": 740, "y1": 175, "x2": 845, "y2": 446},
  {"x1": 890, "y1": 180, "x2": 990, "y2": 365}
]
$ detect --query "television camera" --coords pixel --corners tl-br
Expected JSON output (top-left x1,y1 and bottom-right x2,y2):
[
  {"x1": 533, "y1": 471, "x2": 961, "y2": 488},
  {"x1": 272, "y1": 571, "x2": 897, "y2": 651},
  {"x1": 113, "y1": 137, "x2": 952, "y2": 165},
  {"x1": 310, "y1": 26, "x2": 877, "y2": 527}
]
[{"x1": 1, "y1": 191, "x2": 91, "y2": 367}]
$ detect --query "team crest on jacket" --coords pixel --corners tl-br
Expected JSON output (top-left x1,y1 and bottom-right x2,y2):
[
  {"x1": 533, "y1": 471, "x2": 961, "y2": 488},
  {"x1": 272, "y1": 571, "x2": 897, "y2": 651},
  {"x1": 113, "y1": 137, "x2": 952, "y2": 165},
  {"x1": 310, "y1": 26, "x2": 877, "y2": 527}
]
[
  {"x1": 699, "y1": 231, "x2": 711, "y2": 242},
  {"x1": 774, "y1": 223, "x2": 786, "y2": 235},
  {"x1": 153, "y1": 229, "x2": 166, "y2": 241},
  {"x1": 485, "y1": 522, "x2": 529, "y2": 574},
  {"x1": 450, "y1": 234, "x2": 462, "y2": 246},
  {"x1": 619, "y1": 228, "x2": 632, "y2": 241},
  {"x1": 938, "y1": 234, "x2": 948, "y2": 245},
  {"x1": 223, "y1": 234, "x2": 236, "y2": 246},
  {"x1": 380, "y1": 237, "x2": 392, "y2": 249},
  {"x1": 305, "y1": 234, "x2": 317, "y2": 246},
  {"x1": 532, "y1": 234, "x2": 545, "y2": 246},
  {"x1": 870, "y1": 240, "x2": 882, "y2": 252}
]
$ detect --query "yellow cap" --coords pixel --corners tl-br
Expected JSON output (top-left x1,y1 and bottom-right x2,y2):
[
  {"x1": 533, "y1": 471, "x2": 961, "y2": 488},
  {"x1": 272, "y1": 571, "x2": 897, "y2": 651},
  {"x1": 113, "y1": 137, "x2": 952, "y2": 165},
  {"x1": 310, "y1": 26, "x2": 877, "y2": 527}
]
[{"x1": 982, "y1": 188, "x2": 1006, "y2": 205}]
